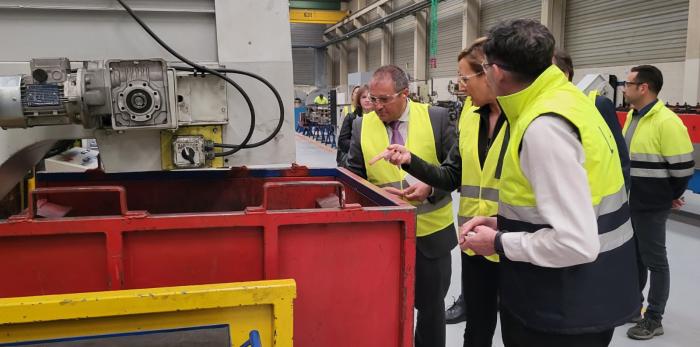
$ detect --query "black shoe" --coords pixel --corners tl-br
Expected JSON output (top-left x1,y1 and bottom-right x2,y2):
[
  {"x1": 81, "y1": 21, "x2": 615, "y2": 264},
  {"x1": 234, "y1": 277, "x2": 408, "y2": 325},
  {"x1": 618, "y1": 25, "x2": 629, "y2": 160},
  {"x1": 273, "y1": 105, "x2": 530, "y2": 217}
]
[
  {"x1": 445, "y1": 295, "x2": 466, "y2": 324},
  {"x1": 627, "y1": 317, "x2": 664, "y2": 340}
]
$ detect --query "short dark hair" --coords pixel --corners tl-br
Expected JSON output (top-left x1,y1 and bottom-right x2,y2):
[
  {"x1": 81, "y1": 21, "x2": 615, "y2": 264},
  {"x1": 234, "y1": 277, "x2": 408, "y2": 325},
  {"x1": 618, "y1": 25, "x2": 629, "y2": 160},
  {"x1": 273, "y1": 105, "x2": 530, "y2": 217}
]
[
  {"x1": 483, "y1": 19, "x2": 555, "y2": 83},
  {"x1": 552, "y1": 48, "x2": 574, "y2": 81},
  {"x1": 373, "y1": 65, "x2": 409, "y2": 92},
  {"x1": 631, "y1": 65, "x2": 663, "y2": 94}
]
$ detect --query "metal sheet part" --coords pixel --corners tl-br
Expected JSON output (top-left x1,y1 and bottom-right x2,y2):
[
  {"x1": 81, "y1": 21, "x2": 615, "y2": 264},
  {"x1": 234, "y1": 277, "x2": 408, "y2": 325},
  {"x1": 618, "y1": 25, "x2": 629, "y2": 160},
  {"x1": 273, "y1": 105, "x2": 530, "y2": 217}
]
[
  {"x1": 0, "y1": 325, "x2": 231, "y2": 347},
  {"x1": 0, "y1": 76, "x2": 23, "y2": 126}
]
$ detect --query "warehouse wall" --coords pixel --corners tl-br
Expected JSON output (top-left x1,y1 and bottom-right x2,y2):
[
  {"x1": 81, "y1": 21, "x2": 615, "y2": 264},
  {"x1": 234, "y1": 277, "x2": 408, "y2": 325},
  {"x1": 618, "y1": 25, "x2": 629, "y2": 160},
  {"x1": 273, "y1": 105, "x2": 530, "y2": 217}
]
[
  {"x1": 431, "y1": 0, "x2": 542, "y2": 101},
  {"x1": 574, "y1": 62, "x2": 687, "y2": 105},
  {"x1": 565, "y1": 0, "x2": 690, "y2": 104},
  {"x1": 291, "y1": 23, "x2": 327, "y2": 85},
  {"x1": 0, "y1": 0, "x2": 218, "y2": 66},
  {"x1": 318, "y1": 0, "x2": 697, "y2": 104},
  {"x1": 428, "y1": 0, "x2": 464, "y2": 79}
]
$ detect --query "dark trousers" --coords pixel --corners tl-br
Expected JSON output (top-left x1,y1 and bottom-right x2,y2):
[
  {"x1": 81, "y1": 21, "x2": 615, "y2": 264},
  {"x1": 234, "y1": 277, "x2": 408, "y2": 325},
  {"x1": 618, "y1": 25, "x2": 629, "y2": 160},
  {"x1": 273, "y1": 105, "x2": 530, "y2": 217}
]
[
  {"x1": 500, "y1": 309, "x2": 614, "y2": 347},
  {"x1": 461, "y1": 252, "x2": 499, "y2": 347},
  {"x1": 415, "y1": 248, "x2": 451, "y2": 347},
  {"x1": 631, "y1": 209, "x2": 671, "y2": 320}
]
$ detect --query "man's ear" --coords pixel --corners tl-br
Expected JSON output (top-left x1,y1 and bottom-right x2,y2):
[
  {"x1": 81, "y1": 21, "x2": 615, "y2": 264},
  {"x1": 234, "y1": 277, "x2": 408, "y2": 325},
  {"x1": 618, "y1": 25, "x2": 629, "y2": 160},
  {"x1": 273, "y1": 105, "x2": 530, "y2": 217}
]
[{"x1": 639, "y1": 83, "x2": 649, "y2": 95}]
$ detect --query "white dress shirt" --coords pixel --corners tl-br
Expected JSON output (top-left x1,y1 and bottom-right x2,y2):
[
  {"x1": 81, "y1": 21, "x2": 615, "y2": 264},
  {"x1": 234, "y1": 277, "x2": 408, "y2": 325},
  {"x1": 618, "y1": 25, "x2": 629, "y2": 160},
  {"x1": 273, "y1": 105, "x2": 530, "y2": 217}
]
[
  {"x1": 500, "y1": 115, "x2": 600, "y2": 268},
  {"x1": 385, "y1": 99, "x2": 411, "y2": 143}
]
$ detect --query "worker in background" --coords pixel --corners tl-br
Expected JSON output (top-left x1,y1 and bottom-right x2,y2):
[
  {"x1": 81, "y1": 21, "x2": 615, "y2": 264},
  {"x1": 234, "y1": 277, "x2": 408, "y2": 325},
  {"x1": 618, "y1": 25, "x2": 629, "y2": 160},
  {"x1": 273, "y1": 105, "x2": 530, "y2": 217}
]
[
  {"x1": 552, "y1": 49, "x2": 630, "y2": 190},
  {"x1": 622, "y1": 64, "x2": 694, "y2": 340},
  {"x1": 337, "y1": 85, "x2": 373, "y2": 167},
  {"x1": 314, "y1": 93, "x2": 329, "y2": 105},
  {"x1": 461, "y1": 19, "x2": 638, "y2": 346},
  {"x1": 373, "y1": 37, "x2": 506, "y2": 347},
  {"x1": 346, "y1": 65, "x2": 457, "y2": 347}
]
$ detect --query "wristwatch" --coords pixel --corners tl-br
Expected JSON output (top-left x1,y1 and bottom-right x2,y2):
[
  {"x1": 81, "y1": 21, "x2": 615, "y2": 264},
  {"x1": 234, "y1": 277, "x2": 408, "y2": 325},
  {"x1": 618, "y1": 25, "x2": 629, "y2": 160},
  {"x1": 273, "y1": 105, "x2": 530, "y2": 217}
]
[{"x1": 494, "y1": 231, "x2": 505, "y2": 256}]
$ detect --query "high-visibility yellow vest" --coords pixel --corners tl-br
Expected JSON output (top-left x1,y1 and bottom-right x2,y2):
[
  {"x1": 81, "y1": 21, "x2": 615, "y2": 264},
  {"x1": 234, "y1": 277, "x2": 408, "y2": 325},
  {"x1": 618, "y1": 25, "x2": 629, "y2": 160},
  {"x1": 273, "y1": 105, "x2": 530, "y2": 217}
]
[
  {"x1": 361, "y1": 101, "x2": 454, "y2": 237},
  {"x1": 496, "y1": 65, "x2": 638, "y2": 333},
  {"x1": 623, "y1": 100, "x2": 694, "y2": 179},
  {"x1": 588, "y1": 90, "x2": 598, "y2": 102},
  {"x1": 314, "y1": 95, "x2": 329, "y2": 105},
  {"x1": 458, "y1": 105, "x2": 507, "y2": 262}
]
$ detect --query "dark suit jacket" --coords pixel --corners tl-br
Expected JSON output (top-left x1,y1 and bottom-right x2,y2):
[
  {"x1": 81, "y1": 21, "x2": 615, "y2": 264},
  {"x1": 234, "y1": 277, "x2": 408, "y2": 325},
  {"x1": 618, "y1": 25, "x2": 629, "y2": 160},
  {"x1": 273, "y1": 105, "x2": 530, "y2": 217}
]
[
  {"x1": 346, "y1": 105, "x2": 458, "y2": 258},
  {"x1": 336, "y1": 108, "x2": 362, "y2": 167},
  {"x1": 595, "y1": 95, "x2": 631, "y2": 191}
]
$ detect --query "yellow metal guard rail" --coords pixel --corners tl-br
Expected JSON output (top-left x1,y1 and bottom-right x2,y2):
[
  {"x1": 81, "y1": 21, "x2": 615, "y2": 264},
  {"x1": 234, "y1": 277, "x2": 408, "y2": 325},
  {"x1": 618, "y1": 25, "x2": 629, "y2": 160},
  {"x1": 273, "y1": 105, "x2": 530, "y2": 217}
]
[{"x1": 0, "y1": 279, "x2": 296, "y2": 346}]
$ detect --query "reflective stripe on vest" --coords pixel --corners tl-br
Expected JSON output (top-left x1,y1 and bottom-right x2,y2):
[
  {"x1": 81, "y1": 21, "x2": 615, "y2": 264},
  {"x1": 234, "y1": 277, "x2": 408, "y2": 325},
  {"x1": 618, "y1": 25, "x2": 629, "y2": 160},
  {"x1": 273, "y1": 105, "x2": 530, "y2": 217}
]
[
  {"x1": 361, "y1": 101, "x2": 454, "y2": 237},
  {"x1": 495, "y1": 65, "x2": 638, "y2": 334},
  {"x1": 457, "y1": 105, "x2": 508, "y2": 262},
  {"x1": 498, "y1": 186, "x2": 633, "y2": 253}
]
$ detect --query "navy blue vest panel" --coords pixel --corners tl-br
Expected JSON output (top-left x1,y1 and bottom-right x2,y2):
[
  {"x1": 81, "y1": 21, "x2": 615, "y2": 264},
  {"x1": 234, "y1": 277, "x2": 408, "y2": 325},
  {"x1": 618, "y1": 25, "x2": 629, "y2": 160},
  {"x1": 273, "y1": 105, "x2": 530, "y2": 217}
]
[{"x1": 497, "y1": 215, "x2": 640, "y2": 334}]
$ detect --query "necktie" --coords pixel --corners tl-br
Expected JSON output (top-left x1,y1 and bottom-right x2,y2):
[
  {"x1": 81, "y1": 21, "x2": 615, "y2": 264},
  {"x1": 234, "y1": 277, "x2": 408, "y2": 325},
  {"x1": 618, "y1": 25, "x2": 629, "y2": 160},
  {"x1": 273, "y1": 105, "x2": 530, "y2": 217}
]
[{"x1": 389, "y1": 121, "x2": 404, "y2": 145}]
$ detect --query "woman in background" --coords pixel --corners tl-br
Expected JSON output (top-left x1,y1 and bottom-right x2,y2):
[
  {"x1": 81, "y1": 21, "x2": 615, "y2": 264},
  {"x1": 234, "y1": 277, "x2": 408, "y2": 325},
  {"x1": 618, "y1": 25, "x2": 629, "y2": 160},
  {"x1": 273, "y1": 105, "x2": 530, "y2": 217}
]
[{"x1": 337, "y1": 84, "x2": 373, "y2": 167}]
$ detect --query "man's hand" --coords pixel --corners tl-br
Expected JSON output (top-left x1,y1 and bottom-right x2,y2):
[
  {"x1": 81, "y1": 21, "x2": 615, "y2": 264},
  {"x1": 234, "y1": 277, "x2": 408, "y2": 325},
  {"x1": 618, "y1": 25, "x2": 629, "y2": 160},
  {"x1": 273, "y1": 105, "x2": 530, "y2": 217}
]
[
  {"x1": 369, "y1": 144, "x2": 411, "y2": 166},
  {"x1": 382, "y1": 186, "x2": 404, "y2": 197},
  {"x1": 672, "y1": 197, "x2": 686, "y2": 209},
  {"x1": 459, "y1": 216, "x2": 497, "y2": 244},
  {"x1": 462, "y1": 225, "x2": 497, "y2": 256},
  {"x1": 403, "y1": 182, "x2": 432, "y2": 202}
]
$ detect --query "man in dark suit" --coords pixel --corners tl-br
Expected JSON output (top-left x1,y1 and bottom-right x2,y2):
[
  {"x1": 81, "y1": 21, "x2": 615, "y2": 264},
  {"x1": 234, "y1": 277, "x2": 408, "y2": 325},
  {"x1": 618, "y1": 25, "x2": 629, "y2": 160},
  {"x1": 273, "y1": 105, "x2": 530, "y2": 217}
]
[{"x1": 346, "y1": 65, "x2": 457, "y2": 347}]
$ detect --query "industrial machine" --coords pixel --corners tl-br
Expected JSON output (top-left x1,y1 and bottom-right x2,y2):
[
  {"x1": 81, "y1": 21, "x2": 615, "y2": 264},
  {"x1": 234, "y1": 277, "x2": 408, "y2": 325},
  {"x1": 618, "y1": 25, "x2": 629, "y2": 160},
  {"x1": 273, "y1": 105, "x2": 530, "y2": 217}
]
[{"x1": 0, "y1": 0, "x2": 296, "y2": 199}]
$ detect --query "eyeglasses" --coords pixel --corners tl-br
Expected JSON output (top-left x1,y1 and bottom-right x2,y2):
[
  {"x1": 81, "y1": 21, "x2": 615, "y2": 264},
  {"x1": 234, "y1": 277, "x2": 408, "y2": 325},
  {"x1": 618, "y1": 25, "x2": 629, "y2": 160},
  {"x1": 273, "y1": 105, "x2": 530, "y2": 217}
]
[
  {"x1": 457, "y1": 71, "x2": 484, "y2": 85},
  {"x1": 368, "y1": 91, "x2": 403, "y2": 105},
  {"x1": 481, "y1": 61, "x2": 514, "y2": 72},
  {"x1": 623, "y1": 81, "x2": 642, "y2": 87}
]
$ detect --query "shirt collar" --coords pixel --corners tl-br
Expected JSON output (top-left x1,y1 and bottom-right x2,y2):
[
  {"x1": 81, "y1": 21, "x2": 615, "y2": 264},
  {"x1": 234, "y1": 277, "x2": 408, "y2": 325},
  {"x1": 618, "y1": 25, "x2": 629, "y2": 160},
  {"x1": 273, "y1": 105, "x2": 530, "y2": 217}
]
[
  {"x1": 398, "y1": 98, "x2": 410, "y2": 122},
  {"x1": 496, "y1": 65, "x2": 568, "y2": 124},
  {"x1": 633, "y1": 99, "x2": 658, "y2": 117}
]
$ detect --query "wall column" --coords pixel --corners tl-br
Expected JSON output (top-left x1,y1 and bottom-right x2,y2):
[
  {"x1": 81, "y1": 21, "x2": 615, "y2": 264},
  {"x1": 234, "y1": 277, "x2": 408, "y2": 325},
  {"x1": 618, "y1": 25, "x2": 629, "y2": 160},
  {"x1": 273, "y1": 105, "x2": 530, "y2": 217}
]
[
  {"x1": 378, "y1": 3, "x2": 393, "y2": 66},
  {"x1": 335, "y1": 28, "x2": 348, "y2": 88},
  {"x1": 356, "y1": 0, "x2": 368, "y2": 72},
  {"x1": 462, "y1": 0, "x2": 480, "y2": 48},
  {"x1": 683, "y1": 0, "x2": 700, "y2": 104},
  {"x1": 414, "y1": 10, "x2": 427, "y2": 81},
  {"x1": 541, "y1": 0, "x2": 566, "y2": 48},
  {"x1": 314, "y1": 48, "x2": 327, "y2": 87}
]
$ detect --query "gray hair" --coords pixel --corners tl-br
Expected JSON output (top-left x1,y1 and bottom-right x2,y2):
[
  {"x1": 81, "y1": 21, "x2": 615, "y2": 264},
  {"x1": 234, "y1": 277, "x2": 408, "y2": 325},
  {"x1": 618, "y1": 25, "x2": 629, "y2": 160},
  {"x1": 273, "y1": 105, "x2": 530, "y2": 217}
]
[{"x1": 373, "y1": 65, "x2": 409, "y2": 92}]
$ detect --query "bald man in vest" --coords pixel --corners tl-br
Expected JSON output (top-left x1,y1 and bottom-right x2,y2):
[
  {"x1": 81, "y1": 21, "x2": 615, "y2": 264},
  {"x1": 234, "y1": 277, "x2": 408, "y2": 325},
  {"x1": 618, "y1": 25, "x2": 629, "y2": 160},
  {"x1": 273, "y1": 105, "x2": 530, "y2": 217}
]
[{"x1": 346, "y1": 65, "x2": 457, "y2": 347}]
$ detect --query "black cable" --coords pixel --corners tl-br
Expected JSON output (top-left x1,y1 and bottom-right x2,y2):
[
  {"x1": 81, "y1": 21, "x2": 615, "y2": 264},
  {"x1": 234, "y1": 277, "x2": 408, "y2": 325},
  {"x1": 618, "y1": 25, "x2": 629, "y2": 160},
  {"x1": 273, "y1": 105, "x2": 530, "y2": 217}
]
[
  {"x1": 171, "y1": 66, "x2": 285, "y2": 152},
  {"x1": 43, "y1": 140, "x2": 76, "y2": 158},
  {"x1": 116, "y1": 0, "x2": 255, "y2": 156}
]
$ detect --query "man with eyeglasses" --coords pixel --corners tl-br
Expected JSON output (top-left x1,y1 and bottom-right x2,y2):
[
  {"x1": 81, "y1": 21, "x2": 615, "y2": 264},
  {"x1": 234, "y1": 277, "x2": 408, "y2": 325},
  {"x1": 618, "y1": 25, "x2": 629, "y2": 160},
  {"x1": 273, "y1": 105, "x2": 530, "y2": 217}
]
[
  {"x1": 345, "y1": 65, "x2": 457, "y2": 347},
  {"x1": 621, "y1": 65, "x2": 694, "y2": 340},
  {"x1": 460, "y1": 19, "x2": 639, "y2": 346}
]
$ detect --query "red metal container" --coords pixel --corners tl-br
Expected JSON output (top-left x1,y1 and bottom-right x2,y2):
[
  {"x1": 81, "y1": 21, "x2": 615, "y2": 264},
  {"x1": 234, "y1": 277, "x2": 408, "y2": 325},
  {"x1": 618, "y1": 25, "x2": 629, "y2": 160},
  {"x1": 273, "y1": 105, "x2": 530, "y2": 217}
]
[{"x1": 0, "y1": 166, "x2": 416, "y2": 347}]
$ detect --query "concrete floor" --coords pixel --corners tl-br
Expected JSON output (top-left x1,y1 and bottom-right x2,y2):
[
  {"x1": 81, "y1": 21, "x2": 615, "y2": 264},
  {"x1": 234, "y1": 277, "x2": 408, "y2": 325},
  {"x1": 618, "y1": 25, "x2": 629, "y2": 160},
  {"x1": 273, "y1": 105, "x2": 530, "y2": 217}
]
[{"x1": 295, "y1": 134, "x2": 700, "y2": 346}]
